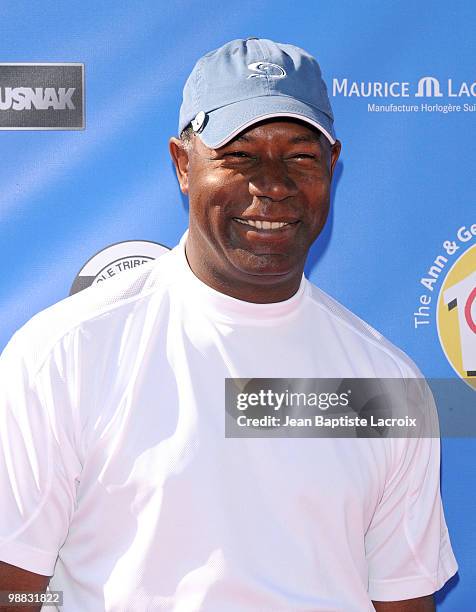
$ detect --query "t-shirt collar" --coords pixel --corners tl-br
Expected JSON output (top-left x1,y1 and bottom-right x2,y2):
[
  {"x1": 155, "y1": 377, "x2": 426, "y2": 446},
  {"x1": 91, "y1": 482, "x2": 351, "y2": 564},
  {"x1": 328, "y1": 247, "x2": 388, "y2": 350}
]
[{"x1": 173, "y1": 230, "x2": 308, "y2": 323}]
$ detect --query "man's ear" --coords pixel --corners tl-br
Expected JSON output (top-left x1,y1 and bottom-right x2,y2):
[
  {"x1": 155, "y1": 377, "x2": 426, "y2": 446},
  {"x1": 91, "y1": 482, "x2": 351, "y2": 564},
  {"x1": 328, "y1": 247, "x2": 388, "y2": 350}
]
[
  {"x1": 330, "y1": 139, "x2": 341, "y2": 178},
  {"x1": 169, "y1": 137, "x2": 190, "y2": 195}
]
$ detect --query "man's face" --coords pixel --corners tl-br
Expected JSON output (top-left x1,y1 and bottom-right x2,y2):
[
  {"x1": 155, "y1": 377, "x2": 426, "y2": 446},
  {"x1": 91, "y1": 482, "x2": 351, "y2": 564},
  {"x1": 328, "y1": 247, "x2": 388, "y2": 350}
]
[{"x1": 170, "y1": 119, "x2": 341, "y2": 302}]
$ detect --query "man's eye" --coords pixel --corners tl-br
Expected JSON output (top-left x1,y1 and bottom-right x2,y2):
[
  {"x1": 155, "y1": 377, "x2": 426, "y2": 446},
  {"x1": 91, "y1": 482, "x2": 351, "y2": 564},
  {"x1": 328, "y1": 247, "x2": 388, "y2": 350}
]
[
  {"x1": 290, "y1": 153, "x2": 316, "y2": 160},
  {"x1": 223, "y1": 152, "x2": 252, "y2": 159}
]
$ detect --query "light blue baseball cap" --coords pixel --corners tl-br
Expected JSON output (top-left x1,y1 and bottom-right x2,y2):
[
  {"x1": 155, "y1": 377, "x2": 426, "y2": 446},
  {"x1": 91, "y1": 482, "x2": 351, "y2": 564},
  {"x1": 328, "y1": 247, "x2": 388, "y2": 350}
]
[{"x1": 178, "y1": 37, "x2": 336, "y2": 147}]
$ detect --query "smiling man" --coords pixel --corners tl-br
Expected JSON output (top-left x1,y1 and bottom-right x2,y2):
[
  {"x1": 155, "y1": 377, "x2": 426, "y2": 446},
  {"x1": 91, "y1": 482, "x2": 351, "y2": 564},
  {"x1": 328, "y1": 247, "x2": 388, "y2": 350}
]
[
  {"x1": 171, "y1": 118, "x2": 339, "y2": 304},
  {"x1": 0, "y1": 39, "x2": 457, "y2": 611}
]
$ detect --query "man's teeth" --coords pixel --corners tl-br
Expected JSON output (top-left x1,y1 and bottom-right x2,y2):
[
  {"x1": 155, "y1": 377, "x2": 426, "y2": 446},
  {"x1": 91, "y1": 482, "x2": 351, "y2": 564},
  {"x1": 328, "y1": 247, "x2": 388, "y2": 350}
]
[{"x1": 234, "y1": 219, "x2": 291, "y2": 230}]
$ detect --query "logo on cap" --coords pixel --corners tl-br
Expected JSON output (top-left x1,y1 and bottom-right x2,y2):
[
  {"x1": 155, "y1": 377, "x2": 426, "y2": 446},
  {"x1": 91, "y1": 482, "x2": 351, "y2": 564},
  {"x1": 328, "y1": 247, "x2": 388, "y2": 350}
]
[
  {"x1": 247, "y1": 62, "x2": 286, "y2": 79},
  {"x1": 191, "y1": 110, "x2": 206, "y2": 132}
]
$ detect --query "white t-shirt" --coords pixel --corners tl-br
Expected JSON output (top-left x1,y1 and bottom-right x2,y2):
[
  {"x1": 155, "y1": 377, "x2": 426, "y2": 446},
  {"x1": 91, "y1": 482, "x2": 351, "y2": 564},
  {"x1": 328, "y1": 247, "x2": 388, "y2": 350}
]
[{"x1": 0, "y1": 233, "x2": 457, "y2": 611}]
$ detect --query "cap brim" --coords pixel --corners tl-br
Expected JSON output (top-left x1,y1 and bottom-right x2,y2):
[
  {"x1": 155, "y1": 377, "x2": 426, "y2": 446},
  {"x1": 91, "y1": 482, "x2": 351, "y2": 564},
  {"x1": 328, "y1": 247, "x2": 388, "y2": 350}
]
[{"x1": 197, "y1": 95, "x2": 335, "y2": 148}]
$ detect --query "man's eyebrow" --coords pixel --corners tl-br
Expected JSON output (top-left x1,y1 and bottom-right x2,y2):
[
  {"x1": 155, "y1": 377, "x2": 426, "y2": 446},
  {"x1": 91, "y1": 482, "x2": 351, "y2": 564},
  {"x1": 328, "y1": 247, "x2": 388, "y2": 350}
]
[
  {"x1": 229, "y1": 134, "x2": 251, "y2": 143},
  {"x1": 288, "y1": 133, "x2": 322, "y2": 144}
]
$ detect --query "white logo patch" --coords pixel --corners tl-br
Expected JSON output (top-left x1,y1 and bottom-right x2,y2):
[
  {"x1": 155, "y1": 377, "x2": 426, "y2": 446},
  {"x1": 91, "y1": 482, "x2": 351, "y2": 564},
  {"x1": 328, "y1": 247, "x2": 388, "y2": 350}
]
[
  {"x1": 247, "y1": 62, "x2": 286, "y2": 79},
  {"x1": 415, "y1": 76, "x2": 443, "y2": 98}
]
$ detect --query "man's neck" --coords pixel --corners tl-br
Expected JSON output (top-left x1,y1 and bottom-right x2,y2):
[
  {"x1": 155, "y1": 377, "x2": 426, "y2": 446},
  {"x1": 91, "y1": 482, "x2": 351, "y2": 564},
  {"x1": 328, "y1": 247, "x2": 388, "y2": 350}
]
[{"x1": 184, "y1": 243, "x2": 303, "y2": 304}]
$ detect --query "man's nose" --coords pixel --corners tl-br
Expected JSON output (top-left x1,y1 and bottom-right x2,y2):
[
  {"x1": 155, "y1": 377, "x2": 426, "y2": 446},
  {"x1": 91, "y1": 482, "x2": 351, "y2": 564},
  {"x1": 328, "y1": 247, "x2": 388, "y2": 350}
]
[{"x1": 248, "y1": 160, "x2": 299, "y2": 201}]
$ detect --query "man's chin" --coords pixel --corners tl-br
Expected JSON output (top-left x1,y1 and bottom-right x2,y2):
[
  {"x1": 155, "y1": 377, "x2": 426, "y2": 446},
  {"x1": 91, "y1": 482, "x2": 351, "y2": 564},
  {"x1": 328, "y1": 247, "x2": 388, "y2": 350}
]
[{"x1": 230, "y1": 252, "x2": 301, "y2": 280}]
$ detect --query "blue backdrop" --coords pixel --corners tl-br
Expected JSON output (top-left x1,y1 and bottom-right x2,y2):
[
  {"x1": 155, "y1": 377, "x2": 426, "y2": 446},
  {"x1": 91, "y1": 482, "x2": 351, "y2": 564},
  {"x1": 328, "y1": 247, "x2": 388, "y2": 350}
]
[{"x1": 1, "y1": 2, "x2": 474, "y2": 608}]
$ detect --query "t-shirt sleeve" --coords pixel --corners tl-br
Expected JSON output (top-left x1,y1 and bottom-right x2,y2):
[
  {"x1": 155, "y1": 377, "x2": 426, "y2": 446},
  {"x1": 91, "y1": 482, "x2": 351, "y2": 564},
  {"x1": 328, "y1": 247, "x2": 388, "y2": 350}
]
[
  {"x1": 0, "y1": 330, "x2": 82, "y2": 576},
  {"x1": 365, "y1": 381, "x2": 458, "y2": 601}
]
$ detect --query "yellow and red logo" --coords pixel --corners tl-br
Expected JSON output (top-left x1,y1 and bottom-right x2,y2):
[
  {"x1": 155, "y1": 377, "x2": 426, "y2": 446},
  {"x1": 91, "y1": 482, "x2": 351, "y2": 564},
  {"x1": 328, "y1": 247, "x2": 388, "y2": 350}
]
[{"x1": 437, "y1": 244, "x2": 476, "y2": 389}]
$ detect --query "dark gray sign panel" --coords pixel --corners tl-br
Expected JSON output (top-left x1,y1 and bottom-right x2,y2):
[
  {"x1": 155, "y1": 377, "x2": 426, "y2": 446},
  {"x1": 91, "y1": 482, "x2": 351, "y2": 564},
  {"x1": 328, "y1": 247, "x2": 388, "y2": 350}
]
[{"x1": 0, "y1": 63, "x2": 84, "y2": 129}]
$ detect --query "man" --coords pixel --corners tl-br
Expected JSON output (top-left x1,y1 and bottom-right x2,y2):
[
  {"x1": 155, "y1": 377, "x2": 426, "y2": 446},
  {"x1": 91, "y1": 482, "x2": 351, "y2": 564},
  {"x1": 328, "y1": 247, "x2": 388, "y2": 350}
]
[{"x1": 0, "y1": 38, "x2": 457, "y2": 611}]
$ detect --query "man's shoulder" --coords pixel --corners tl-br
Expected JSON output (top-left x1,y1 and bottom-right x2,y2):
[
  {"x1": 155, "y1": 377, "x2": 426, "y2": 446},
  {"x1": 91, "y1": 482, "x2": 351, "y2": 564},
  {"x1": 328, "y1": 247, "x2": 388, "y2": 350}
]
[
  {"x1": 4, "y1": 251, "x2": 176, "y2": 378},
  {"x1": 305, "y1": 281, "x2": 422, "y2": 378}
]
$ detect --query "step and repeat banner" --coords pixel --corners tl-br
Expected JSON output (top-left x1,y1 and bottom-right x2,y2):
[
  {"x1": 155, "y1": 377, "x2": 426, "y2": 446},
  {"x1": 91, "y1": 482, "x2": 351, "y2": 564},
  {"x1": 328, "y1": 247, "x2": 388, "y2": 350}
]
[{"x1": 0, "y1": 1, "x2": 474, "y2": 608}]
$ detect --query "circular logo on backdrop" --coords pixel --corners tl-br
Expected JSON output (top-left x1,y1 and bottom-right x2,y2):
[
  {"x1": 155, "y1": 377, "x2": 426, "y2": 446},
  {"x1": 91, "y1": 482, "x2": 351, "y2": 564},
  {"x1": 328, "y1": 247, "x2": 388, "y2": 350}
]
[
  {"x1": 70, "y1": 240, "x2": 170, "y2": 295},
  {"x1": 437, "y1": 243, "x2": 476, "y2": 389}
]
